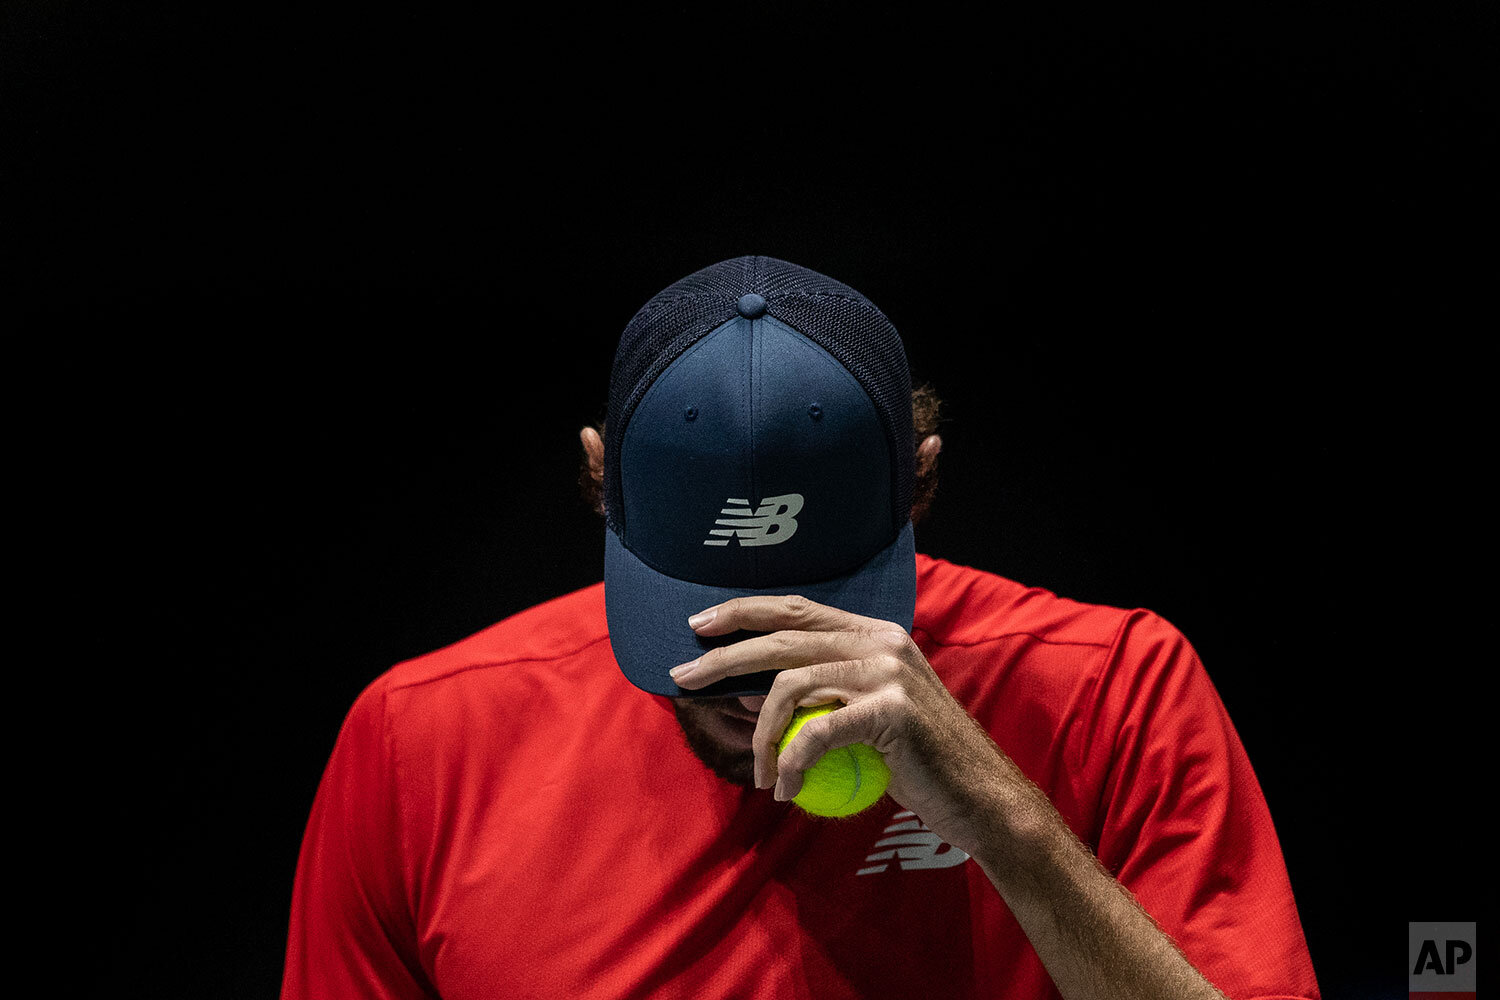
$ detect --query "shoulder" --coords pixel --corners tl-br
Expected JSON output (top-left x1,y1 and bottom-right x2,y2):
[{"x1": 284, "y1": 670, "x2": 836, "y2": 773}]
[
  {"x1": 913, "y1": 551, "x2": 1136, "y2": 651},
  {"x1": 377, "y1": 580, "x2": 610, "y2": 695},
  {"x1": 911, "y1": 552, "x2": 1206, "y2": 727},
  {"x1": 349, "y1": 581, "x2": 612, "y2": 753},
  {"x1": 337, "y1": 581, "x2": 614, "y2": 791}
]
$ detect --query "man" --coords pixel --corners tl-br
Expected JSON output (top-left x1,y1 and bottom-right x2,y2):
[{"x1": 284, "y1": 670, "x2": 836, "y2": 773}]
[{"x1": 281, "y1": 256, "x2": 1320, "y2": 999}]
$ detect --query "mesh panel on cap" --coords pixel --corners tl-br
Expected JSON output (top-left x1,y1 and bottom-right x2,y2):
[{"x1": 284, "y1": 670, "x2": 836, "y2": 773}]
[{"x1": 604, "y1": 255, "x2": 913, "y2": 544}]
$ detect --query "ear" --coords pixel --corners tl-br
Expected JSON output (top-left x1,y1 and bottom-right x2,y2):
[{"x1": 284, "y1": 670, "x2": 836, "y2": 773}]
[
  {"x1": 580, "y1": 426, "x2": 604, "y2": 483},
  {"x1": 916, "y1": 434, "x2": 942, "y2": 476}
]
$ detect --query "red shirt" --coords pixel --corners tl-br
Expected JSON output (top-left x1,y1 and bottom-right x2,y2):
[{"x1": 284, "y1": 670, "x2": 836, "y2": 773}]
[{"x1": 281, "y1": 552, "x2": 1320, "y2": 999}]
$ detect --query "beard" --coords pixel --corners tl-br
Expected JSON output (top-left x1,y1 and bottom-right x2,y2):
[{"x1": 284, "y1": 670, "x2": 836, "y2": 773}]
[{"x1": 670, "y1": 696, "x2": 759, "y2": 788}]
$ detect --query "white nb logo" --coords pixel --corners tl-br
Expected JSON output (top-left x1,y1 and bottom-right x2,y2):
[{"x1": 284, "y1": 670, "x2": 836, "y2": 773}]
[{"x1": 703, "y1": 493, "x2": 804, "y2": 547}]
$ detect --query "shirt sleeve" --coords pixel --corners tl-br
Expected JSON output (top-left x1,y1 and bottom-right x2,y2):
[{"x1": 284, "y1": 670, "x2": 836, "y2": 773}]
[
  {"x1": 281, "y1": 675, "x2": 437, "y2": 1000},
  {"x1": 1088, "y1": 609, "x2": 1321, "y2": 1000}
]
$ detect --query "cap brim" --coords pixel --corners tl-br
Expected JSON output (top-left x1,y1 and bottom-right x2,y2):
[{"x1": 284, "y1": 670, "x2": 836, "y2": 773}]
[{"x1": 605, "y1": 521, "x2": 916, "y2": 698}]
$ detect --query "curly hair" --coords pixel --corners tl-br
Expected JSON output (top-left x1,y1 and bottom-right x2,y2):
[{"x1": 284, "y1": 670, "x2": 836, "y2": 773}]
[{"x1": 580, "y1": 380, "x2": 944, "y2": 525}]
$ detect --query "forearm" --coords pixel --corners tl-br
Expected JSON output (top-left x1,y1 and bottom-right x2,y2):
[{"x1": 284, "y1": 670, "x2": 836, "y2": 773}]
[{"x1": 973, "y1": 753, "x2": 1228, "y2": 1000}]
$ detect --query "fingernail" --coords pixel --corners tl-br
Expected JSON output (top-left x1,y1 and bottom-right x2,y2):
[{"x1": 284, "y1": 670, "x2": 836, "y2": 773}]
[
  {"x1": 687, "y1": 608, "x2": 716, "y2": 629},
  {"x1": 774, "y1": 779, "x2": 787, "y2": 801},
  {"x1": 669, "y1": 659, "x2": 698, "y2": 680}
]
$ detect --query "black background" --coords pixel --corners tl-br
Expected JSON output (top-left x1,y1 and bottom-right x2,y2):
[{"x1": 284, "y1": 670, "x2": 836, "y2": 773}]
[{"x1": 4, "y1": 2, "x2": 1491, "y2": 997}]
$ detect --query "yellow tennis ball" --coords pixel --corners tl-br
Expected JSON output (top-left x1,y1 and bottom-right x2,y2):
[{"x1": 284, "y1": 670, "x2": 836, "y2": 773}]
[{"x1": 776, "y1": 704, "x2": 890, "y2": 818}]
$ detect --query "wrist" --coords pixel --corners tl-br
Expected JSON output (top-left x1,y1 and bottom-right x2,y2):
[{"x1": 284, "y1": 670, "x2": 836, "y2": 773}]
[{"x1": 972, "y1": 747, "x2": 1092, "y2": 890}]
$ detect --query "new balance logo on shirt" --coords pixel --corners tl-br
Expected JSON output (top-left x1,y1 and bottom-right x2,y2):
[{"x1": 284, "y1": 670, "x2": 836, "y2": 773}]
[
  {"x1": 857, "y1": 810, "x2": 970, "y2": 876},
  {"x1": 703, "y1": 493, "x2": 804, "y2": 546}
]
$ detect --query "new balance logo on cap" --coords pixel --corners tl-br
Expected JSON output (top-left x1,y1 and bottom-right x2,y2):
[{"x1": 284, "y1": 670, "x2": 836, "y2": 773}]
[{"x1": 703, "y1": 494, "x2": 803, "y2": 547}]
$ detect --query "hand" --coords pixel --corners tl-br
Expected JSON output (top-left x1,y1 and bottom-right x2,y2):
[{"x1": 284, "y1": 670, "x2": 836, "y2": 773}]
[{"x1": 669, "y1": 594, "x2": 1008, "y2": 858}]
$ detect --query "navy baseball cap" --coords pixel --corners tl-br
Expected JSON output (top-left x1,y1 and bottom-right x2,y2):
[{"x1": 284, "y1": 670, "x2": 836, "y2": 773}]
[{"x1": 603, "y1": 256, "x2": 916, "y2": 699}]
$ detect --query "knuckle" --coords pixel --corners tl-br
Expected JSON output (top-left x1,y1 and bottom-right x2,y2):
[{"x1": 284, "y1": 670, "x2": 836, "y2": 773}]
[
  {"x1": 781, "y1": 594, "x2": 811, "y2": 617},
  {"x1": 793, "y1": 716, "x2": 827, "y2": 755},
  {"x1": 766, "y1": 669, "x2": 792, "y2": 701},
  {"x1": 871, "y1": 626, "x2": 911, "y2": 653},
  {"x1": 881, "y1": 688, "x2": 913, "y2": 714}
]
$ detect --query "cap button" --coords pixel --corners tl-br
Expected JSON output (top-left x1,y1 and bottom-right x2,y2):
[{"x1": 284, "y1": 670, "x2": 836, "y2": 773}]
[{"x1": 736, "y1": 292, "x2": 767, "y2": 319}]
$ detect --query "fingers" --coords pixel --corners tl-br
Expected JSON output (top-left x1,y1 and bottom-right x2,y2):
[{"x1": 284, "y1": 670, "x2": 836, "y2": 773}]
[
  {"x1": 670, "y1": 593, "x2": 913, "y2": 796},
  {"x1": 749, "y1": 660, "x2": 861, "y2": 788},
  {"x1": 670, "y1": 629, "x2": 865, "y2": 689},
  {"x1": 751, "y1": 658, "x2": 901, "y2": 790},
  {"x1": 764, "y1": 693, "x2": 896, "y2": 801},
  {"x1": 687, "y1": 594, "x2": 894, "y2": 638}
]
